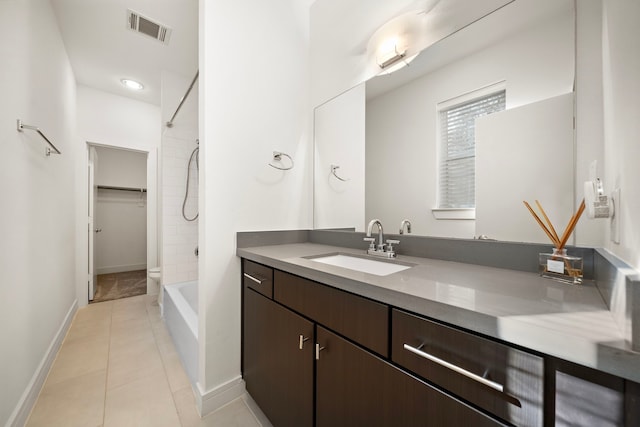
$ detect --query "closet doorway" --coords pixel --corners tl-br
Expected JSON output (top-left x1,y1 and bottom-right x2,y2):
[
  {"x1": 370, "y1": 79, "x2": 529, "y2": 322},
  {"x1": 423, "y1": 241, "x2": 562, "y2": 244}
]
[{"x1": 88, "y1": 145, "x2": 149, "y2": 303}]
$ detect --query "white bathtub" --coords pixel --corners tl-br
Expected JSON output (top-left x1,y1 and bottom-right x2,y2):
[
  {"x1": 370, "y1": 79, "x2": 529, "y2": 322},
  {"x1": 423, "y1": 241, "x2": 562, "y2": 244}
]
[{"x1": 164, "y1": 281, "x2": 198, "y2": 384}]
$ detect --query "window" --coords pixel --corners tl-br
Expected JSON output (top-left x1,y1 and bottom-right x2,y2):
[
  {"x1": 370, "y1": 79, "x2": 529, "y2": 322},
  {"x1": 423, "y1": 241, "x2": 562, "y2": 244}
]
[{"x1": 437, "y1": 87, "x2": 506, "y2": 214}]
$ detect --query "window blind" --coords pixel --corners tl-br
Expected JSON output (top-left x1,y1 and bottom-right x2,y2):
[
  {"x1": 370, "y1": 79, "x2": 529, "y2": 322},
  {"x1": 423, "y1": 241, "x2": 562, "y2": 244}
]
[{"x1": 438, "y1": 90, "x2": 505, "y2": 209}]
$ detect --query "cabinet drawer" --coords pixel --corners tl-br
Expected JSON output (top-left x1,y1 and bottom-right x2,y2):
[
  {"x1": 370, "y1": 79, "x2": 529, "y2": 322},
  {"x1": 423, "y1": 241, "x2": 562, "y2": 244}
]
[
  {"x1": 243, "y1": 260, "x2": 273, "y2": 298},
  {"x1": 274, "y1": 270, "x2": 388, "y2": 357},
  {"x1": 392, "y1": 309, "x2": 543, "y2": 427},
  {"x1": 316, "y1": 326, "x2": 505, "y2": 427}
]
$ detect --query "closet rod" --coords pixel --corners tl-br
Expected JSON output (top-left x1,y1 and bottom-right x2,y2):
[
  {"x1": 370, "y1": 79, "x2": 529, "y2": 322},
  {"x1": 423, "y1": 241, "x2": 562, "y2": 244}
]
[
  {"x1": 166, "y1": 70, "x2": 199, "y2": 128},
  {"x1": 97, "y1": 185, "x2": 147, "y2": 193}
]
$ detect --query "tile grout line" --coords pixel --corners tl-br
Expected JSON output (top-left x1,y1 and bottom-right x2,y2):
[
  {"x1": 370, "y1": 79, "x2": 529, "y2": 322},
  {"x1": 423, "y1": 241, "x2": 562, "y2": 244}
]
[
  {"x1": 101, "y1": 302, "x2": 114, "y2": 427},
  {"x1": 146, "y1": 297, "x2": 186, "y2": 426}
]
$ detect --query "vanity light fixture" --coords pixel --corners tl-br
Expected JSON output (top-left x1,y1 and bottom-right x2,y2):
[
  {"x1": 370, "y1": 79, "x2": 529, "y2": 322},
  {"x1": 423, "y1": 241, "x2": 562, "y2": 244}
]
[
  {"x1": 121, "y1": 78, "x2": 144, "y2": 91},
  {"x1": 368, "y1": 10, "x2": 428, "y2": 75},
  {"x1": 378, "y1": 49, "x2": 418, "y2": 75},
  {"x1": 377, "y1": 38, "x2": 407, "y2": 69}
]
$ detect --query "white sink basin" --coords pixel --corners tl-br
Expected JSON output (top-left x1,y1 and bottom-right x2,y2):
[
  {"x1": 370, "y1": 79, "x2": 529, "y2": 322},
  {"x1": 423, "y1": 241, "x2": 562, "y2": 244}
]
[{"x1": 307, "y1": 253, "x2": 413, "y2": 276}]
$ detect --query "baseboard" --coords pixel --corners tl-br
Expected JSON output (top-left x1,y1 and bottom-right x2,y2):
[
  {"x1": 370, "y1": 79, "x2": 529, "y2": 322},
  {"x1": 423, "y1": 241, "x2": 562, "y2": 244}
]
[
  {"x1": 243, "y1": 392, "x2": 274, "y2": 427},
  {"x1": 146, "y1": 278, "x2": 158, "y2": 296},
  {"x1": 96, "y1": 263, "x2": 147, "y2": 275},
  {"x1": 6, "y1": 299, "x2": 78, "y2": 427},
  {"x1": 196, "y1": 376, "x2": 246, "y2": 417}
]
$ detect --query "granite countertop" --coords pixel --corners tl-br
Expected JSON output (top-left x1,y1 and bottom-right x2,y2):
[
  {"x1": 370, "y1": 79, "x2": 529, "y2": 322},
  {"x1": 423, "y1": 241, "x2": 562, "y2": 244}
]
[{"x1": 237, "y1": 242, "x2": 640, "y2": 383}]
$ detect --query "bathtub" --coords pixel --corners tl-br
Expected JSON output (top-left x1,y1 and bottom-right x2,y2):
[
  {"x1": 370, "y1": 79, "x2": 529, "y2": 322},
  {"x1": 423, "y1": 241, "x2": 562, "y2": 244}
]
[{"x1": 164, "y1": 281, "x2": 198, "y2": 385}]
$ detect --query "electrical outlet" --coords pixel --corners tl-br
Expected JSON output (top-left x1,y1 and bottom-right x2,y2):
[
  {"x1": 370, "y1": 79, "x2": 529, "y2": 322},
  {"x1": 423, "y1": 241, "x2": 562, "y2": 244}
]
[{"x1": 611, "y1": 188, "x2": 620, "y2": 244}]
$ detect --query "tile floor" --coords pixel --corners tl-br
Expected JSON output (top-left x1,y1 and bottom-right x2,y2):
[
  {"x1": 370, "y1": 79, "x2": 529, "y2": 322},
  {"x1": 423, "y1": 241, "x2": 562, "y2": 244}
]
[{"x1": 26, "y1": 294, "x2": 262, "y2": 427}]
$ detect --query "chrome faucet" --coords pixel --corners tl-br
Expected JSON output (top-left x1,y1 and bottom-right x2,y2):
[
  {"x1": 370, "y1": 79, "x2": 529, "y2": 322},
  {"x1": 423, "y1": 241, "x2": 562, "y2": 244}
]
[
  {"x1": 364, "y1": 219, "x2": 398, "y2": 258},
  {"x1": 367, "y1": 219, "x2": 385, "y2": 251},
  {"x1": 399, "y1": 219, "x2": 412, "y2": 235}
]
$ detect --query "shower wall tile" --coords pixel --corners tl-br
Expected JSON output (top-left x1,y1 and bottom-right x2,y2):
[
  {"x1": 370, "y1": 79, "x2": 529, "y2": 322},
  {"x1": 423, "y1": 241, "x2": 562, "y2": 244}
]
[{"x1": 161, "y1": 135, "x2": 199, "y2": 286}]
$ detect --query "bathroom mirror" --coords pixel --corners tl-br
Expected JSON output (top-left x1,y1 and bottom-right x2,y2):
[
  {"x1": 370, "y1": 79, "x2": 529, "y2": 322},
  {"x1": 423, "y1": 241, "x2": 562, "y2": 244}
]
[{"x1": 313, "y1": 0, "x2": 576, "y2": 244}]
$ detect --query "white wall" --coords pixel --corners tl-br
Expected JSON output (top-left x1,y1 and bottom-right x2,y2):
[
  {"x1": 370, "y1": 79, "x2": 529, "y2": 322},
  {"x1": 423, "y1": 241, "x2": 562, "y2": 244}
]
[
  {"x1": 199, "y1": 0, "x2": 312, "y2": 413},
  {"x1": 314, "y1": 84, "x2": 366, "y2": 231},
  {"x1": 94, "y1": 147, "x2": 147, "y2": 274},
  {"x1": 574, "y1": 0, "x2": 606, "y2": 247},
  {"x1": 95, "y1": 189, "x2": 148, "y2": 274},
  {"x1": 310, "y1": 0, "x2": 418, "y2": 107},
  {"x1": 366, "y1": 11, "x2": 573, "y2": 239},
  {"x1": 77, "y1": 86, "x2": 161, "y2": 146},
  {"x1": 161, "y1": 71, "x2": 199, "y2": 286},
  {"x1": 95, "y1": 146, "x2": 147, "y2": 188},
  {"x1": 76, "y1": 85, "x2": 160, "y2": 299},
  {"x1": 0, "y1": 0, "x2": 77, "y2": 424},
  {"x1": 602, "y1": 0, "x2": 640, "y2": 269}
]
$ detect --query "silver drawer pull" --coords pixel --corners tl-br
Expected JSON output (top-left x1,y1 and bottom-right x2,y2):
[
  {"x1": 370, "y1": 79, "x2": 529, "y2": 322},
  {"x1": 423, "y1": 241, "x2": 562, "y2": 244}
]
[
  {"x1": 243, "y1": 273, "x2": 263, "y2": 284},
  {"x1": 299, "y1": 335, "x2": 310, "y2": 350},
  {"x1": 403, "y1": 343, "x2": 504, "y2": 393}
]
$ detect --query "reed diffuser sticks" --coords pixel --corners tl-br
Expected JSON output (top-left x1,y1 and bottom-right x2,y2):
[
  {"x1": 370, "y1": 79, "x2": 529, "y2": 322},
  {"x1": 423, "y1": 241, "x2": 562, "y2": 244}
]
[
  {"x1": 524, "y1": 199, "x2": 585, "y2": 284},
  {"x1": 523, "y1": 199, "x2": 586, "y2": 250}
]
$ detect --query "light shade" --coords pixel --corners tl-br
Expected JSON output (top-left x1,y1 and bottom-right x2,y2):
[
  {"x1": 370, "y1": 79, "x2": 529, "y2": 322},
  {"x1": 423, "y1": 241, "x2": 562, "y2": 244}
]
[
  {"x1": 367, "y1": 9, "x2": 430, "y2": 75},
  {"x1": 121, "y1": 78, "x2": 144, "y2": 90}
]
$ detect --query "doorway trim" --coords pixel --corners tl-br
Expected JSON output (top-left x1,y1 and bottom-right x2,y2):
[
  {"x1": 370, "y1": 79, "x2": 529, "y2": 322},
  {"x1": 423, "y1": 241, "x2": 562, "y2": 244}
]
[{"x1": 80, "y1": 141, "x2": 159, "y2": 306}]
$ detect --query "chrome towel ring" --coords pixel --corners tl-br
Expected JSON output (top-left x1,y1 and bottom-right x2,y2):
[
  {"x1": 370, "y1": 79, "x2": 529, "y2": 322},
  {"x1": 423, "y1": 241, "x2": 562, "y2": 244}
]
[
  {"x1": 269, "y1": 151, "x2": 294, "y2": 171},
  {"x1": 330, "y1": 164, "x2": 349, "y2": 181}
]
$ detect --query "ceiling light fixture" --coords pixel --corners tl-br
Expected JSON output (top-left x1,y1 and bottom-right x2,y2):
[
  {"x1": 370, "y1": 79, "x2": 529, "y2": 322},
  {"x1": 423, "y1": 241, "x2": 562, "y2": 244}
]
[{"x1": 121, "y1": 79, "x2": 144, "y2": 91}]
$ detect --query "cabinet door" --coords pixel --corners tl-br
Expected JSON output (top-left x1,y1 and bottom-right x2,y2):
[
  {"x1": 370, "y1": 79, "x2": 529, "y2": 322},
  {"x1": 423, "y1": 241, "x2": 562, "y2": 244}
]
[
  {"x1": 316, "y1": 326, "x2": 505, "y2": 427},
  {"x1": 243, "y1": 288, "x2": 314, "y2": 427},
  {"x1": 550, "y1": 359, "x2": 625, "y2": 427}
]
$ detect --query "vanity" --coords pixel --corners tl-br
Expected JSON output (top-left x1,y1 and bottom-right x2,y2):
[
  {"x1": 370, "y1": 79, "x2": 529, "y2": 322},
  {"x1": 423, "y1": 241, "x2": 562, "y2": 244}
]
[
  {"x1": 233, "y1": 0, "x2": 639, "y2": 424},
  {"x1": 238, "y1": 231, "x2": 640, "y2": 427}
]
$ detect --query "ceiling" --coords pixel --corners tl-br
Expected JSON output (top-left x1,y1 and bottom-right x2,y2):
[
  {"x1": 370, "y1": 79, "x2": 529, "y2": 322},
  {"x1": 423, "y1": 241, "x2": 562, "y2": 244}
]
[{"x1": 51, "y1": 0, "x2": 198, "y2": 106}]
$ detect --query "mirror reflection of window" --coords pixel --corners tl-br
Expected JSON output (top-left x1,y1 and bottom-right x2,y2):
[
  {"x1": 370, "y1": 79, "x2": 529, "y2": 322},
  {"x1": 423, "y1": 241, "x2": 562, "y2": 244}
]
[{"x1": 437, "y1": 84, "x2": 506, "y2": 212}]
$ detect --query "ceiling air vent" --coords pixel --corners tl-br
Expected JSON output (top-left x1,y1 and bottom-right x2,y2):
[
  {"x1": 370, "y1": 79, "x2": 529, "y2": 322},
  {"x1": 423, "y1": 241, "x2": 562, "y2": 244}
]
[{"x1": 127, "y1": 9, "x2": 172, "y2": 45}]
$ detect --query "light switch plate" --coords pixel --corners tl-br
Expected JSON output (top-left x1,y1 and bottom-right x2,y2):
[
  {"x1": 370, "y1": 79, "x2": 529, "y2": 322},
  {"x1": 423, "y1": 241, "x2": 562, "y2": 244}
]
[{"x1": 611, "y1": 188, "x2": 620, "y2": 244}]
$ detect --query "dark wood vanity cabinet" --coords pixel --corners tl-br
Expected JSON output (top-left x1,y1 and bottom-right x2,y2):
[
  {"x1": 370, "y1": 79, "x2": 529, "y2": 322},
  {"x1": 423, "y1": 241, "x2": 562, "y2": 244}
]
[
  {"x1": 241, "y1": 258, "x2": 640, "y2": 427},
  {"x1": 315, "y1": 325, "x2": 504, "y2": 427},
  {"x1": 242, "y1": 260, "x2": 507, "y2": 426},
  {"x1": 546, "y1": 358, "x2": 640, "y2": 427},
  {"x1": 273, "y1": 269, "x2": 389, "y2": 357},
  {"x1": 392, "y1": 309, "x2": 544, "y2": 426},
  {"x1": 243, "y1": 259, "x2": 274, "y2": 298},
  {"x1": 243, "y1": 287, "x2": 314, "y2": 427}
]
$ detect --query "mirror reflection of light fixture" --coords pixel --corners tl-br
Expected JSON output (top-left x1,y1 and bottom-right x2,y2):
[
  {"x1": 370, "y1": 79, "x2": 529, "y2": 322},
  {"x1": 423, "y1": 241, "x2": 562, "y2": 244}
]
[
  {"x1": 121, "y1": 78, "x2": 144, "y2": 91},
  {"x1": 377, "y1": 37, "x2": 406, "y2": 69},
  {"x1": 368, "y1": 9, "x2": 430, "y2": 75}
]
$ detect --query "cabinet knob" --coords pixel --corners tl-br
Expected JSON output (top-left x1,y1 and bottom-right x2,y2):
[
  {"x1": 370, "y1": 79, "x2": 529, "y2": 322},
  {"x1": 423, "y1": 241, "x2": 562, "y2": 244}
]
[
  {"x1": 315, "y1": 343, "x2": 326, "y2": 360},
  {"x1": 299, "y1": 334, "x2": 310, "y2": 350}
]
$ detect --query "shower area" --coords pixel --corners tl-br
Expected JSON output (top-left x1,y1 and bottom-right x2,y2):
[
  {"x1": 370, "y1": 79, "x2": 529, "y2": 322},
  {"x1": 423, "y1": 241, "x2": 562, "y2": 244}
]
[{"x1": 160, "y1": 70, "x2": 200, "y2": 384}]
